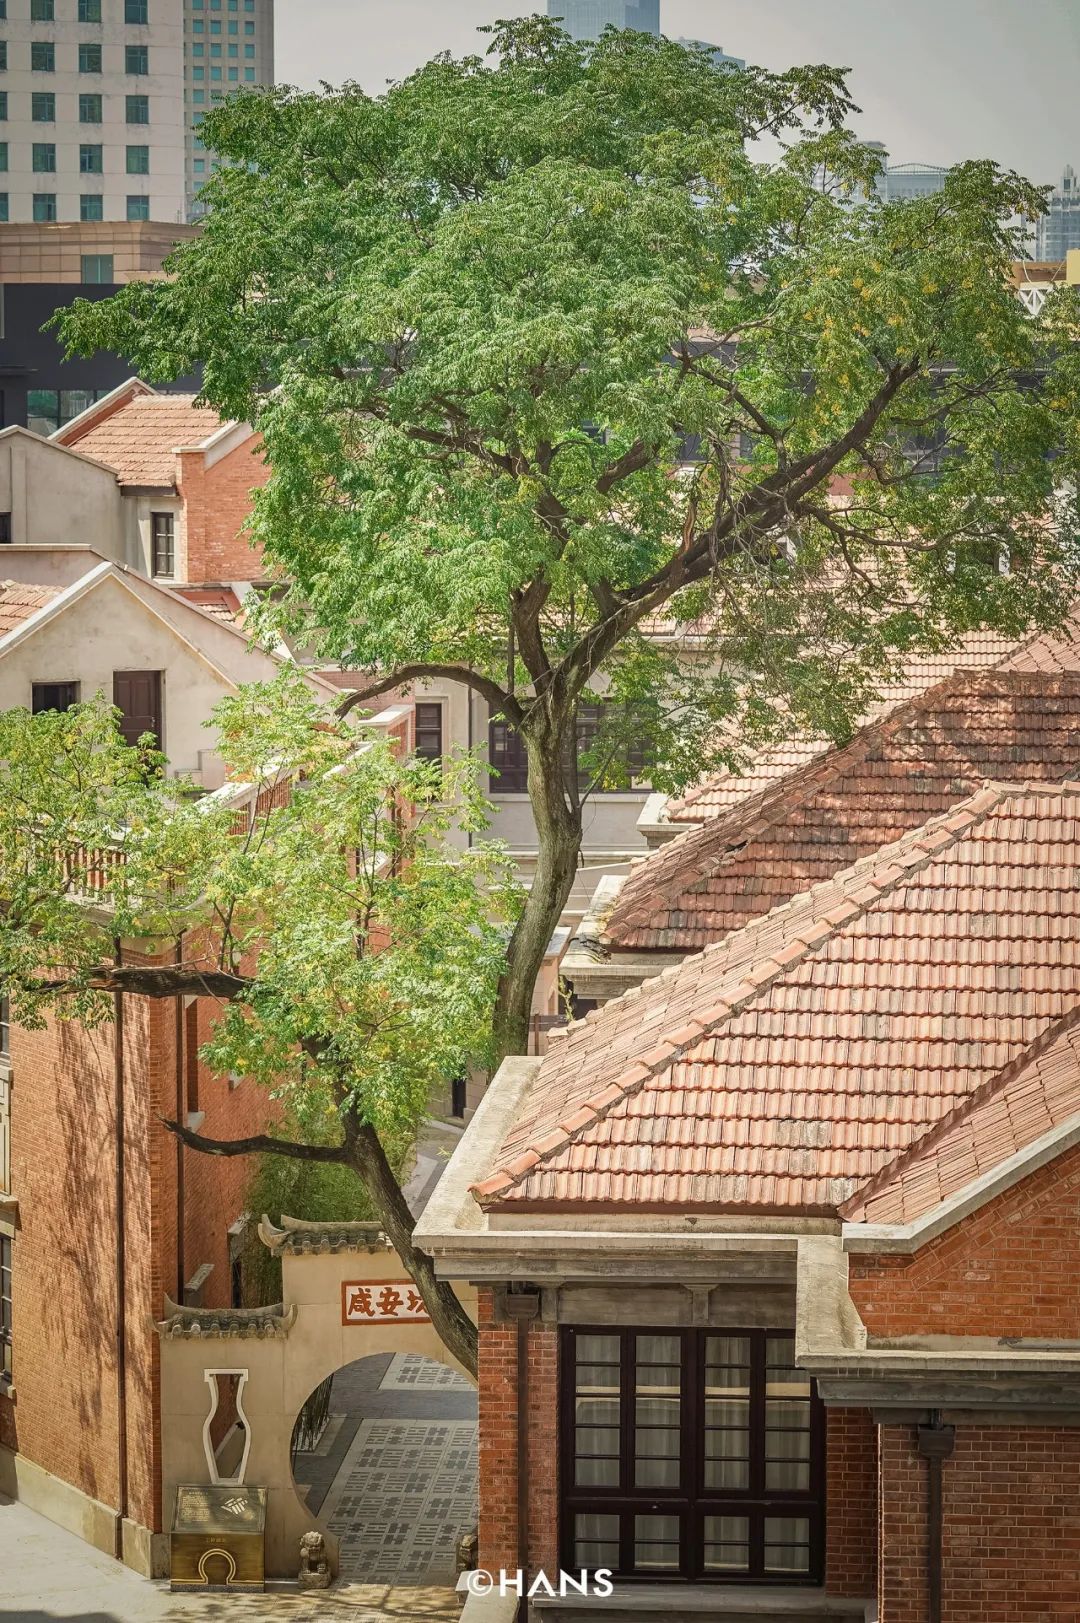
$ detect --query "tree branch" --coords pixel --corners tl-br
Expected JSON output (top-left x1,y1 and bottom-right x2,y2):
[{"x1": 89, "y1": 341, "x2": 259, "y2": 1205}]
[
  {"x1": 33, "y1": 965, "x2": 251, "y2": 1000},
  {"x1": 161, "y1": 1117, "x2": 352, "y2": 1163},
  {"x1": 335, "y1": 663, "x2": 522, "y2": 724}
]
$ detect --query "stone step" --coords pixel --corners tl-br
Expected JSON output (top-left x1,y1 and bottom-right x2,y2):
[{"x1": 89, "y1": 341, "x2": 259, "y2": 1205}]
[{"x1": 531, "y1": 1587, "x2": 871, "y2": 1623}]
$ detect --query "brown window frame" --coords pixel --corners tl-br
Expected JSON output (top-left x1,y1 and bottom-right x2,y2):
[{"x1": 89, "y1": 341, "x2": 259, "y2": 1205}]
[
  {"x1": 559, "y1": 1326, "x2": 825, "y2": 1584},
  {"x1": 31, "y1": 680, "x2": 80, "y2": 714},
  {"x1": 488, "y1": 703, "x2": 652, "y2": 796},
  {"x1": 150, "y1": 510, "x2": 175, "y2": 577},
  {"x1": 414, "y1": 700, "x2": 444, "y2": 765}
]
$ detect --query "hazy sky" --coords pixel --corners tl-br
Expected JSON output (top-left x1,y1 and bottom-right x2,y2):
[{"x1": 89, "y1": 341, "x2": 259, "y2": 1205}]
[{"x1": 274, "y1": 0, "x2": 1079, "y2": 186}]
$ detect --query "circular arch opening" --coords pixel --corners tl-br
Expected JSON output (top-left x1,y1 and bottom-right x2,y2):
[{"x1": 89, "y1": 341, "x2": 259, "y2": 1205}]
[{"x1": 290, "y1": 1350, "x2": 477, "y2": 1590}]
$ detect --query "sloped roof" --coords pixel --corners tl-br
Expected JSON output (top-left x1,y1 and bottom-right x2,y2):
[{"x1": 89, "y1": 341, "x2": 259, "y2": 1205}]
[
  {"x1": 0, "y1": 580, "x2": 58, "y2": 637},
  {"x1": 841, "y1": 1012, "x2": 1080, "y2": 1226},
  {"x1": 474, "y1": 782, "x2": 1080, "y2": 1213},
  {"x1": 605, "y1": 671, "x2": 1080, "y2": 952},
  {"x1": 665, "y1": 618, "x2": 1080, "y2": 825},
  {"x1": 60, "y1": 393, "x2": 227, "y2": 487},
  {"x1": 171, "y1": 586, "x2": 246, "y2": 626}
]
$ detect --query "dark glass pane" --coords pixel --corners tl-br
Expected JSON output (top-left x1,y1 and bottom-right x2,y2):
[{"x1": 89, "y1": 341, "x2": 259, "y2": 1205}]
[
  {"x1": 633, "y1": 1513, "x2": 680, "y2": 1571},
  {"x1": 575, "y1": 1456, "x2": 619, "y2": 1488},
  {"x1": 705, "y1": 1456, "x2": 750, "y2": 1491},
  {"x1": 574, "y1": 1513, "x2": 619, "y2": 1571},
  {"x1": 764, "y1": 1515, "x2": 811, "y2": 1574},
  {"x1": 575, "y1": 1396, "x2": 619, "y2": 1426},
  {"x1": 703, "y1": 1514, "x2": 749, "y2": 1572},
  {"x1": 577, "y1": 1334, "x2": 619, "y2": 1365}
]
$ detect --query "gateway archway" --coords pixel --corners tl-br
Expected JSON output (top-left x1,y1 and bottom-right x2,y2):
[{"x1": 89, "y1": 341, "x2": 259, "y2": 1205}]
[
  {"x1": 155, "y1": 1217, "x2": 476, "y2": 1581},
  {"x1": 291, "y1": 1350, "x2": 476, "y2": 1585}
]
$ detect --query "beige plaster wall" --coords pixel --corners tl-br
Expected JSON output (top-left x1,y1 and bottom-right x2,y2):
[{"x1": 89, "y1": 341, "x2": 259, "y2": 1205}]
[{"x1": 0, "y1": 433, "x2": 125, "y2": 556}]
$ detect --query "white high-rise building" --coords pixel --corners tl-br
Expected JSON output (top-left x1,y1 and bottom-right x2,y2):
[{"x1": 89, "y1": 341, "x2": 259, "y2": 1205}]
[
  {"x1": 0, "y1": 0, "x2": 186, "y2": 227},
  {"x1": 183, "y1": 0, "x2": 273, "y2": 221},
  {"x1": 0, "y1": 0, "x2": 274, "y2": 230}
]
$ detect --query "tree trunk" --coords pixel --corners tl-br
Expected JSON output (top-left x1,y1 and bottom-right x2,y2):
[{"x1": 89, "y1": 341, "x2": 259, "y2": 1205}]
[
  {"x1": 494, "y1": 725, "x2": 583, "y2": 1061},
  {"x1": 350, "y1": 1119, "x2": 479, "y2": 1379}
]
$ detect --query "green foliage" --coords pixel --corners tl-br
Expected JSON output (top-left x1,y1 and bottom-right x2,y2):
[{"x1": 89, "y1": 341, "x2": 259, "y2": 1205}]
[
  {"x1": 0, "y1": 672, "x2": 517, "y2": 1143},
  {"x1": 54, "y1": 19, "x2": 1080, "y2": 785}
]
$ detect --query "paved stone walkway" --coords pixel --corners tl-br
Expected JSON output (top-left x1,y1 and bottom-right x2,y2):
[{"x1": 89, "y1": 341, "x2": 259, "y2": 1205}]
[
  {"x1": 0, "y1": 1492, "x2": 460, "y2": 1622},
  {"x1": 292, "y1": 1351, "x2": 476, "y2": 1588}
]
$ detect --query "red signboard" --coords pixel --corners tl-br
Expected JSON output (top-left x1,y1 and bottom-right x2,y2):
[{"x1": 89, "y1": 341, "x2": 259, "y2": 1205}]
[{"x1": 341, "y1": 1280, "x2": 430, "y2": 1325}]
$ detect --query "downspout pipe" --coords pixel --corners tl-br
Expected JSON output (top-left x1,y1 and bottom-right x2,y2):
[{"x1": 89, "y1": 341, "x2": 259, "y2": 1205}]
[
  {"x1": 505, "y1": 1289, "x2": 540, "y2": 1621},
  {"x1": 916, "y1": 1413, "x2": 955, "y2": 1623},
  {"x1": 112, "y1": 939, "x2": 129, "y2": 1562},
  {"x1": 174, "y1": 936, "x2": 185, "y2": 1302}
]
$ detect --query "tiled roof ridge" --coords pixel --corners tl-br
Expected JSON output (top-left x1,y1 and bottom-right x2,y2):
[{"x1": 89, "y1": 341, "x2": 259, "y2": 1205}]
[
  {"x1": 473, "y1": 779, "x2": 1037, "y2": 1205},
  {"x1": 838, "y1": 999, "x2": 1080, "y2": 1222},
  {"x1": 606, "y1": 668, "x2": 1080, "y2": 946},
  {"x1": 667, "y1": 617, "x2": 1075, "y2": 821}
]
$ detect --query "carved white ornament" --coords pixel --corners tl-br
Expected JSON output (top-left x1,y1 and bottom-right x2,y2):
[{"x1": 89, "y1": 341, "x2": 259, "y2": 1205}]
[{"x1": 201, "y1": 1367, "x2": 252, "y2": 1486}]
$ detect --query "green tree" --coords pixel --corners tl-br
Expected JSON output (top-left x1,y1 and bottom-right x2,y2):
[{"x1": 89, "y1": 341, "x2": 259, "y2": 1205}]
[
  {"x1": 57, "y1": 18, "x2": 1080, "y2": 1056},
  {"x1": 0, "y1": 677, "x2": 513, "y2": 1373}
]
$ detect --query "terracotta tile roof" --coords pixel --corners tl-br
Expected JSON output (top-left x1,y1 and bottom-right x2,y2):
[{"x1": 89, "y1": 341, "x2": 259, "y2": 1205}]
[
  {"x1": 474, "y1": 782, "x2": 1080, "y2": 1213},
  {"x1": 0, "y1": 580, "x2": 58, "y2": 636},
  {"x1": 665, "y1": 617, "x2": 1080, "y2": 824},
  {"x1": 62, "y1": 394, "x2": 227, "y2": 487},
  {"x1": 171, "y1": 586, "x2": 246, "y2": 626},
  {"x1": 605, "y1": 671, "x2": 1080, "y2": 953},
  {"x1": 842, "y1": 1011, "x2": 1080, "y2": 1226}
]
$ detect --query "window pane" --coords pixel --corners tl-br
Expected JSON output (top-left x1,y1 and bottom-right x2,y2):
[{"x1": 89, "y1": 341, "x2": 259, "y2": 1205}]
[
  {"x1": 704, "y1": 1514, "x2": 750, "y2": 1573},
  {"x1": 0, "y1": 144, "x2": 6, "y2": 173},
  {"x1": 79, "y1": 0, "x2": 103, "y2": 19},
  {"x1": 81, "y1": 254, "x2": 113, "y2": 284},
  {"x1": 31, "y1": 0, "x2": 54, "y2": 18},
  {"x1": 126, "y1": 144, "x2": 149, "y2": 173},
  {"x1": 31, "y1": 42, "x2": 56, "y2": 72},
  {"x1": 60, "y1": 390, "x2": 96, "y2": 424},
  {"x1": 125, "y1": 0, "x2": 149, "y2": 20},
  {"x1": 126, "y1": 44, "x2": 149, "y2": 72},
  {"x1": 32, "y1": 193, "x2": 56, "y2": 222},
  {"x1": 80, "y1": 193, "x2": 103, "y2": 221},
  {"x1": 0, "y1": 195, "x2": 7, "y2": 223},
  {"x1": 127, "y1": 194, "x2": 149, "y2": 221},
  {"x1": 31, "y1": 93, "x2": 55, "y2": 121},
  {"x1": 126, "y1": 94, "x2": 150, "y2": 123},
  {"x1": 633, "y1": 1513, "x2": 680, "y2": 1572},
  {"x1": 79, "y1": 144, "x2": 102, "y2": 174},
  {"x1": 574, "y1": 1513, "x2": 618, "y2": 1572},
  {"x1": 79, "y1": 43, "x2": 102, "y2": 72},
  {"x1": 764, "y1": 1515, "x2": 811, "y2": 1575},
  {"x1": 79, "y1": 92, "x2": 102, "y2": 121},
  {"x1": 27, "y1": 390, "x2": 60, "y2": 434}
]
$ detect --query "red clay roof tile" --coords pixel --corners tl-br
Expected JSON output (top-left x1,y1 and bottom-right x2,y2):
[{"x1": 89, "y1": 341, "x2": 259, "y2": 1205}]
[
  {"x1": 0, "y1": 580, "x2": 58, "y2": 636},
  {"x1": 62, "y1": 393, "x2": 228, "y2": 487},
  {"x1": 476, "y1": 782, "x2": 1080, "y2": 1214}
]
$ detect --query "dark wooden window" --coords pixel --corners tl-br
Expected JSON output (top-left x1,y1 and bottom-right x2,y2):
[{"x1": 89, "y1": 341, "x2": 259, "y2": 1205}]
[
  {"x1": 151, "y1": 510, "x2": 175, "y2": 577},
  {"x1": 0, "y1": 513, "x2": 11, "y2": 545},
  {"x1": 560, "y1": 1327, "x2": 824, "y2": 1583},
  {"x1": 0, "y1": 1234, "x2": 11, "y2": 1382},
  {"x1": 488, "y1": 704, "x2": 652, "y2": 796},
  {"x1": 113, "y1": 669, "x2": 162, "y2": 750},
  {"x1": 414, "y1": 701, "x2": 443, "y2": 764},
  {"x1": 0, "y1": 989, "x2": 8, "y2": 1057},
  {"x1": 31, "y1": 680, "x2": 79, "y2": 713},
  {"x1": 184, "y1": 1002, "x2": 199, "y2": 1114}
]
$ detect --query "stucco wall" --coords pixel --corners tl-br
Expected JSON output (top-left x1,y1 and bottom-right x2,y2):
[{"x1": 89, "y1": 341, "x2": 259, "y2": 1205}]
[{"x1": 0, "y1": 432, "x2": 124, "y2": 556}]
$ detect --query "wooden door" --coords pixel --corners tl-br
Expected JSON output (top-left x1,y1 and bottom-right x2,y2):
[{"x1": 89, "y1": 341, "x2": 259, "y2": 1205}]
[{"x1": 113, "y1": 669, "x2": 163, "y2": 751}]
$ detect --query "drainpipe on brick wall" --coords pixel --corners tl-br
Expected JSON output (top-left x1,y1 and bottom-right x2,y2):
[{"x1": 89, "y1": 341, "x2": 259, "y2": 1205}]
[
  {"x1": 173, "y1": 936, "x2": 185, "y2": 1302},
  {"x1": 112, "y1": 940, "x2": 129, "y2": 1562},
  {"x1": 916, "y1": 1413, "x2": 955, "y2": 1623},
  {"x1": 505, "y1": 1289, "x2": 540, "y2": 1621}
]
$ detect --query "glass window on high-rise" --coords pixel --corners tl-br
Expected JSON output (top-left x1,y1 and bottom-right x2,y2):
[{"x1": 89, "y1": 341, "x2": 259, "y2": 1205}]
[
  {"x1": 81, "y1": 254, "x2": 114, "y2": 283},
  {"x1": 31, "y1": 41, "x2": 56, "y2": 72},
  {"x1": 30, "y1": 0, "x2": 54, "y2": 19},
  {"x1": 127, "y1": 194, "x2": 150, "y2": 221},
  {"x1": 126, "y1": 44, "x2": 149, "y2": 73},
  {"x1": 79, "y1": 42, "x2": 103, "y2": 72},
  {"x1": 0, "y1": 43, "x2": 6, "y2": 70},
  {"x1": 126, "y1": 93, "x2": 150, "y2": 123},
  {"x1": 31, "y1": 92, "x2": 55, "y2": 120},
  {"x1": 32, "y1": 193, "x2": 57, "y2": 222},
  {"x1": 126, "y1": 143, "x2": 150, "y2": 172},
  {"x1": 0, "y1": 143, "x2": 6, "y2": 173},
  {"x1": 0, "y1": 195, "x2": 8, "y2": 223},
  {"x1": 546, "y1": 0, "x2": 660, "y2": 41},
  {"x1": 32, "y1": 143, "x2": 56, "y2": 172},
  {"x1": 125, "y1": 0, "x2": 149, "y2": 20},
  {"x1": 80, "y1": 193, "x2": 103, "y2": 220},
  {"x1": 79, "y1": 92, "x2": 102, "y2": 121},
  {"x1": 78, "y1": 0, "x2": 102, "y2": 20},
  {"x1": 79, "y1": 143, "x2": 103, "y2": 173},
  {"x1": 0, "y1": 94, "x2": 6, "y2": 119}
]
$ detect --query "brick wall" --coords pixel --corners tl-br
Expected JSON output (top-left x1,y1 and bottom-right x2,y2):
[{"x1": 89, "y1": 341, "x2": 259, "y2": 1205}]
[
  {"x1": 826, "y1": 1406, "x2": 877, "y2": 1597},
  {"x1": 476, "y1": 1289, "x2": 560, "y2": 1579},
  {"x1": 850, "y1": 1141, "x2": 1080, "y2": 1340},
  {"x1": 879, "y1": 1422, "x2": 1080, "y2": 1622},
  {"x1": 0, "y1": 956, "x2": 270, "y2": 1537},
  {"x1": 177, "y1": 433, "x2": 268, "y2": 585}
]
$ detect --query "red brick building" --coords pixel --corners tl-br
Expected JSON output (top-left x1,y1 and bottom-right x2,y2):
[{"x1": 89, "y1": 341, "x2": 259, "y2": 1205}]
[{"x1": 420, "y1": 780, "x2": 1080, "y2": 1619}]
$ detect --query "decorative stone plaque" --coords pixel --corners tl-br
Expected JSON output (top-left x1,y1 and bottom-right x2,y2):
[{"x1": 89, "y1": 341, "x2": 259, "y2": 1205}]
[
  {"x1": 341, "y1": 1279, "x2": 430, "y2": 1325},
  {"x1": 170, "y1": 1484, "x2": 267, "y2": 1592}
]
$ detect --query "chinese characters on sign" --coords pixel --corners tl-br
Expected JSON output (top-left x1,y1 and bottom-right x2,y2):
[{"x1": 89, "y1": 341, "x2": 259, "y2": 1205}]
[{"x1": 341, "y1": 1280, "x2": 430, "y2": 1325}]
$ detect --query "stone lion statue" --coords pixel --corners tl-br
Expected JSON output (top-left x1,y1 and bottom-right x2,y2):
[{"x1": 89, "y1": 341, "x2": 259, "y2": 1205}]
[{"x1": 298, "y1": 1529, "x2": 332, "y2": 1589}]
